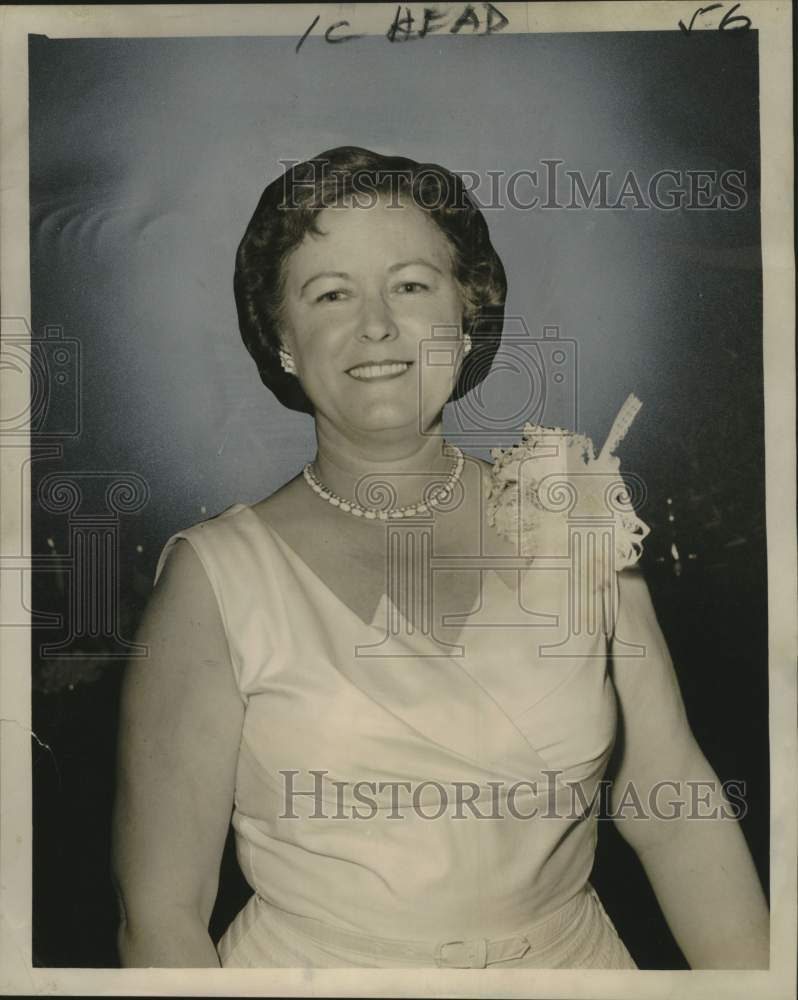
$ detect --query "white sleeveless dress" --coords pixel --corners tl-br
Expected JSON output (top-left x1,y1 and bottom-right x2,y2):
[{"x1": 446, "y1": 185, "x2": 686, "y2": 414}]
[{"x1": 154, "y1": 491, "x2": 642, "y2": 969}]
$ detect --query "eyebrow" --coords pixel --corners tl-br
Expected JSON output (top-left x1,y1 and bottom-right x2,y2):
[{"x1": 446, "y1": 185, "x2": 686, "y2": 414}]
[
  {"x1": 300, "y1": 271, "x2": 350, "y2": 295},
  {"x1": 299, "y1": 259, "x2": 444, "y2": 295},
  {"x1": 388, "y1": 258, "x2": 444, "y2": 276}
]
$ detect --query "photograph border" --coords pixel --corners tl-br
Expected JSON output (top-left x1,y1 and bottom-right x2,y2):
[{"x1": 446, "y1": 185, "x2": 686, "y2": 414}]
[{"x1": 1, "y1": 3, "x2": 795, "y2": 997}]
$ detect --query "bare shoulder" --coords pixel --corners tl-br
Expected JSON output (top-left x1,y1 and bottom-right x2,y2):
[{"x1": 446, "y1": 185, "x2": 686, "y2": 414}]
[
  {"x1": 148, "y1": 537, "x2": 219, "y2": 630},
  {"x1": 126, "y1": 537, "x2": 237, "y2": 701},
  {"x1": 612, "y1": 567, "x2": 673, "y2": 666}
]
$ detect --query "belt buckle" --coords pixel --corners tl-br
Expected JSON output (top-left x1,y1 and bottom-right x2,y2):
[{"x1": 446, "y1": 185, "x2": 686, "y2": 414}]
[{"x1": 435, "y1": 938, "x2": 488, "y2": 969}]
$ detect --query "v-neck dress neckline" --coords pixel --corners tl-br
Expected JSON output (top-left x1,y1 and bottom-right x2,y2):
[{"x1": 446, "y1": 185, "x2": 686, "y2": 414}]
[{"x1": 234, "y1": 501, "x2": 501, "y2": 648}]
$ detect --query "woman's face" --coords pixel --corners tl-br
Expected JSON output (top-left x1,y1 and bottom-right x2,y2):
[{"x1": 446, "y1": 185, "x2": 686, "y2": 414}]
[{"x1": 279, "y1": 196, "x2": 465, "y2": 439}]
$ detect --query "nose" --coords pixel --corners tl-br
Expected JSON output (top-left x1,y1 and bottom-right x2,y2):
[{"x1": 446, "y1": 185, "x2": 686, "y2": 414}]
[{"x1": 358, "y1": 291, "x2": 399, "y2": 342}]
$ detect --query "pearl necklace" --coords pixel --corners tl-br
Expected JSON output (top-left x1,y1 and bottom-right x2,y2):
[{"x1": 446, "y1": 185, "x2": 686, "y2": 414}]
[{"x1": 302, "y1": 446, "x2": 465, "y2": 520}]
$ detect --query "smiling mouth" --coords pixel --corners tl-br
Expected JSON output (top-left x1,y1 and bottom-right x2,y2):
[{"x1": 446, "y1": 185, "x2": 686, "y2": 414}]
[{"x1": 346, "y1": 361, "x2": 413, "y2": 382}]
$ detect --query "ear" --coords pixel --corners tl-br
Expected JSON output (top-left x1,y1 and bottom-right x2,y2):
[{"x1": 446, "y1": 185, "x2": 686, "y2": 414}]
[{"x1": 275, "y1": 320, "x2": 294, "y2": 355}]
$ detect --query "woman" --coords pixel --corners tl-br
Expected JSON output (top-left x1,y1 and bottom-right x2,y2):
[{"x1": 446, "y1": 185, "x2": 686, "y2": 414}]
[{"x1": 112, "y1": 147, "x2": 769, "y2": 969}]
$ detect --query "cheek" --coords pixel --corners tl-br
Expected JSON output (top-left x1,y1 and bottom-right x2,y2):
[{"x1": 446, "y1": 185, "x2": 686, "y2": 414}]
[
  {"x1": 401, "y1": 293, "x2": 464, "y2": 335},
  {"x1": 439, "y1": 286, "x2": 466, "y2": 327},
  {"x1": 289, "y1": 303, "x2": 360, "y2": 344},
  {"x1": 280, "y1": 311, "x2": 329, "y2": 362}
]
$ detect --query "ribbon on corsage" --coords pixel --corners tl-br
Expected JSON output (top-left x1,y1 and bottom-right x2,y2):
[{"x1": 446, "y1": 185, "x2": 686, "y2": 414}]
[{"x1": 485, "y1": 394, "x2": 651, "y2": 637}]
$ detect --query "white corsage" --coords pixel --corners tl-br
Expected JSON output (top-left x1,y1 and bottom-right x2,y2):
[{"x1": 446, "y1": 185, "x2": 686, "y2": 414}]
[{"x1": 485, "y1": 394, "x2": 651, "y2": 575}]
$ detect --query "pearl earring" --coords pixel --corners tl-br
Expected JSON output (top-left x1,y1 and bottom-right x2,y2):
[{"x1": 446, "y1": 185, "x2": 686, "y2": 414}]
[
  {"x1": 463, "y1": 332, "x2": 472, "y2": 355},
  {"x1": 279, "y1": 347, "x2": 297, "y2": 375}
]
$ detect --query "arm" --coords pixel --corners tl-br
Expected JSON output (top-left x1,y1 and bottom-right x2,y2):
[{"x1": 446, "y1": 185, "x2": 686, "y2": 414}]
[
  {"x1": 608, "y1": 568, "x2": 769, "y2": 969},
  {"x1": 112, "y1": 539, "x2": 246, "y2": 967}
]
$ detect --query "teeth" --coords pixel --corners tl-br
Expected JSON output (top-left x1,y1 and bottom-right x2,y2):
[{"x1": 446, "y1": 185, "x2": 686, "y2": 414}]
[{"x1": 348, "y1": 362, "x2": 410, "y2": 380}]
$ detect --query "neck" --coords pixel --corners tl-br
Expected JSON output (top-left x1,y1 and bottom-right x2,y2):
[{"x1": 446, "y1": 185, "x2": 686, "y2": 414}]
[{"x1": 311, "y1": 418, "x2": 456, "y2": 510}]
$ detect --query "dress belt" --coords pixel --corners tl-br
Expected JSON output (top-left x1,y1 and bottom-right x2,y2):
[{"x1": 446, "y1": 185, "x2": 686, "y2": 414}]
[{"x1": 256, "y1": 887, "x2": 591, "y2": 968}]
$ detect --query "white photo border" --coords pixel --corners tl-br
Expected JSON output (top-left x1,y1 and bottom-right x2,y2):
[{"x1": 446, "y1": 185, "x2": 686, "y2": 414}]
[{"x1": 1, "y1": 3, "x2": 794, "y2": 997}]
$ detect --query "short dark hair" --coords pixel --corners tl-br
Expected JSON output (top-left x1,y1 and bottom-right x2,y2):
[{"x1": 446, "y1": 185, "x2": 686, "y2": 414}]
[{"x1": 234, "y1": 146, "x2": 507, "y2": 414}]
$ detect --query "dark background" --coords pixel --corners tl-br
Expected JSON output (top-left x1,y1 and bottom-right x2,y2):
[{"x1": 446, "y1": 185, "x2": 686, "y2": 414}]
[{"x1": 29, "y1": 28, "x2": 765, "y2": 968}]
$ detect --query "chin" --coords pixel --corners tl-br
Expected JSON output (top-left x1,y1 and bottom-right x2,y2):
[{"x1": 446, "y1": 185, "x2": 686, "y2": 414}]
[
  {"x1": 349, "y1": 409, "x2": 420, "y2": 434},
  {"x1": 343, "y1": 399, "x2": 443, "y2": 436}
]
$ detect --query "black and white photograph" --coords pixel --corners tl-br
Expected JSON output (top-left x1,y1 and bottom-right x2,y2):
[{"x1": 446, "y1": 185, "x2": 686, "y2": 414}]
[{"x1": 0, "y1": 2, "x2": 795, "y2": 997}]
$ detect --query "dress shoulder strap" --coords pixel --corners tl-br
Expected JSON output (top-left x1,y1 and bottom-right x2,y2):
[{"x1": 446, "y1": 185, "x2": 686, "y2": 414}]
[{"x1": 153, "y1": 503, "x2": 278, "y2": 700}]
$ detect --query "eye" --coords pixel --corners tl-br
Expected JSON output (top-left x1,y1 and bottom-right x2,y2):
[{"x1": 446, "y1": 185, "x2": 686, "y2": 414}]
[
  {"x1": 394, "y1": 281, "x2": 429, "y2": 294},
  {"x1": 316, "y1": 289, "x2": 349, "y2": 303}
]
